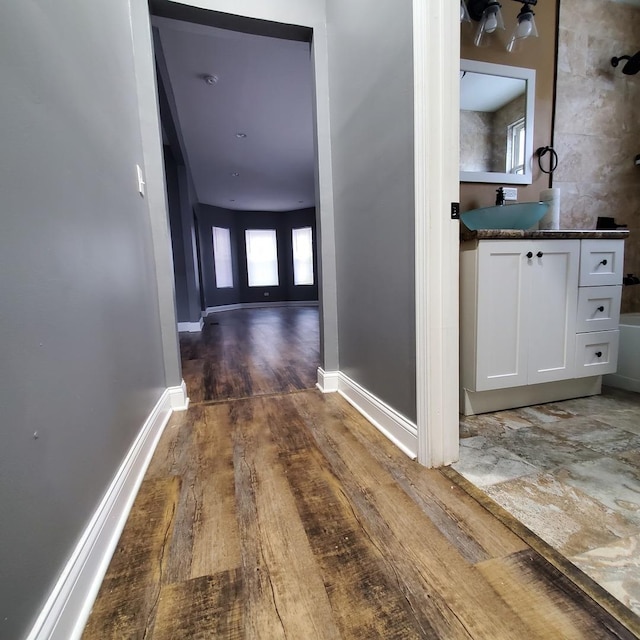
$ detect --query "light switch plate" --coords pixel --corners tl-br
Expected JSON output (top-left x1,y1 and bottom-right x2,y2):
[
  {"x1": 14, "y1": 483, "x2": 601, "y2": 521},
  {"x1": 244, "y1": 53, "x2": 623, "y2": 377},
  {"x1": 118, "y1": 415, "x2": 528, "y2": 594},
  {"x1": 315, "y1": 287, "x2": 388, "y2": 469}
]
[
  {"x1": 136, "y1": 164, "x2": 145, "y2": 196},
  {"x1": 503, "y1": 187, "x2": 518, "y2": 201}
]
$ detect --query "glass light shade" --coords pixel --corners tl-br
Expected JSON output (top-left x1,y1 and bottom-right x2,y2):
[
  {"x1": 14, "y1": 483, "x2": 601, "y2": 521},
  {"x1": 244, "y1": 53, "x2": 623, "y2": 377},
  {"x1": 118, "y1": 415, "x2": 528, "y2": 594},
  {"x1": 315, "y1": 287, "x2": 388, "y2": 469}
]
[
  {"x1": 460, "y1": 0, "x2": 471, "y2": 22},
  {"x1": 506, "y1": 6, "x2": 538, "y2": 52},
  {"x1": 473, "y1": 2, "x2": 504, "y2": 47}
]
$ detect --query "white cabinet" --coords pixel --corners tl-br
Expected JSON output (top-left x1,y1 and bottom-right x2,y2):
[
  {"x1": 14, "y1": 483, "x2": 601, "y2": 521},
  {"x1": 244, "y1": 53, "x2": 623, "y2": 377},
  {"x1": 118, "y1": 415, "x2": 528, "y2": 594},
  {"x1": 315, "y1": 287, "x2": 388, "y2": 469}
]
[
  {"x1": 461, "y1": 236, "x2": 625, "y2": 415},
  {"x1": 471, "y1": 240, "x2": 579, "y2": 391}
]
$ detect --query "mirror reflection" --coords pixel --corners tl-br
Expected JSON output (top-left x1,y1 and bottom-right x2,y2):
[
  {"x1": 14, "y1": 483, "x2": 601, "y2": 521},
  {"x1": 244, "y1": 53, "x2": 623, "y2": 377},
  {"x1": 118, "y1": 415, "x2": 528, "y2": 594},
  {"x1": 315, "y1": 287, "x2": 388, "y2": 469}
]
[
  {"x1": 460, "y1": 60, "x2": 535, "y2": 185},
  {"x1": 460, "y1": 72, "x2": 526, "y2": 174}
]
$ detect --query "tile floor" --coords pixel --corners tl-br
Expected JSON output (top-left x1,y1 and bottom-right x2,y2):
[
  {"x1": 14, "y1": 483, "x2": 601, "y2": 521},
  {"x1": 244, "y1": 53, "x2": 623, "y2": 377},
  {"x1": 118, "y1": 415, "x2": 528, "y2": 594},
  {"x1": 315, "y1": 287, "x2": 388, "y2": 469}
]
[{"x1": 453, "y1": 387, "x2": 640, "y2": 617}]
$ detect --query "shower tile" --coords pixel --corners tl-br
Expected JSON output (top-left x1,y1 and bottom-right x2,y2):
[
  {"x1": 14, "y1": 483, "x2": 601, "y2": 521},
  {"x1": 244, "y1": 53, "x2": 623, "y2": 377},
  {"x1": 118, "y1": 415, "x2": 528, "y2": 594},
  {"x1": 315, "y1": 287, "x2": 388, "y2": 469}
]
[
  {"x1": 558, "y1": 458, "x2": 640, "y2": 526},
  {"x1": 557, "y1": 27, "x2": 587, "y2": 78},
  {"x1": 452, "y1": 437, "x2": 537, "y2": 488},
  {"x1": 484, "y1": 472, "x2": 639, "y2": 557},
  {"x1": 570, "y1": 534, "x2": 640, "y2": 617}
]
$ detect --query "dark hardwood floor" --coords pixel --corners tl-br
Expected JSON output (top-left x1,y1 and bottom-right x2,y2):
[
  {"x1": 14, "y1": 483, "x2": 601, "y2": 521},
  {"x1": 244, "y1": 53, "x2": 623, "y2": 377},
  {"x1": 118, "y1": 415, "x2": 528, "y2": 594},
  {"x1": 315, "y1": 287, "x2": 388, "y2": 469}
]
[
  {"x1": 83, "y1": 307, "x2": 639, "y2": 639},
  {"x1": 180, "y1": 306, "x2": 320, "y2": 403}
]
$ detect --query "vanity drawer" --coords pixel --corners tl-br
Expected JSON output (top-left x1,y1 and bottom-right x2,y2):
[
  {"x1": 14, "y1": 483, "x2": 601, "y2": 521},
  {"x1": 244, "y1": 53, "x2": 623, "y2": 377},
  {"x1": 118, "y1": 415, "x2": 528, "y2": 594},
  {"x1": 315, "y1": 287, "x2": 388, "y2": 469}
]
[
  {"x1": 576, "y1": 285, "x2": 621, "y2": 333},
  {"x1": 574, "y1": 330, "x2": 619, "y2": 377},
  {"x1": 579, "y1": 240, "x2": 624, "y2": 286}
]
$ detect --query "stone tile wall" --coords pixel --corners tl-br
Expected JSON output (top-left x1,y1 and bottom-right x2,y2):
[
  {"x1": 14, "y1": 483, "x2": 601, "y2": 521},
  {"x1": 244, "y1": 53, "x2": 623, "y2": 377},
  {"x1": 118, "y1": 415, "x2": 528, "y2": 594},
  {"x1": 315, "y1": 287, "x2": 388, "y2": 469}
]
[{"x1": 555, "y1": 0, "x2": 640, "y2": 312}]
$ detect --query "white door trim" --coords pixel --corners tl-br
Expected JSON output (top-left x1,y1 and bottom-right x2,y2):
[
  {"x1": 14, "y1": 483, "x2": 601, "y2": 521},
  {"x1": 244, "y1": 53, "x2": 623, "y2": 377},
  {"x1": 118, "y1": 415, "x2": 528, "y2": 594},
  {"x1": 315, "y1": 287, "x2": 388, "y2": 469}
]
[{"x1": 413, "y1": 0, "x2": 460, "y2": 467}]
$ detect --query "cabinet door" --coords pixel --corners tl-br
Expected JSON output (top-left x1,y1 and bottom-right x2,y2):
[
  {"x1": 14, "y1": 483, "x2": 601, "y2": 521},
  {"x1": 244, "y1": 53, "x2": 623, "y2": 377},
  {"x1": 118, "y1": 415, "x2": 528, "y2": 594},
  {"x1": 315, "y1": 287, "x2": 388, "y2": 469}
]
[
  {"x1": 527, "y1": 240, "x2": 579, "y2": 384},
  {"x1": 475, "y1": 241, "x2": 529, "y2": 391}
]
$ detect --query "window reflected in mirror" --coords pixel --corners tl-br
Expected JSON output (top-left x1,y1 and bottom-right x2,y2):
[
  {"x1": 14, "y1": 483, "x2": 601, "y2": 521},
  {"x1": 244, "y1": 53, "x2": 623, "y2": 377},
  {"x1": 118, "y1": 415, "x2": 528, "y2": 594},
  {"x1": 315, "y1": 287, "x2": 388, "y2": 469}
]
[
  {"x1": 460, "y1": 60, "x2": 535, "y2": 185},
  {"x1": 460, "y1": 72, "x2": 525, "y2": 173}
]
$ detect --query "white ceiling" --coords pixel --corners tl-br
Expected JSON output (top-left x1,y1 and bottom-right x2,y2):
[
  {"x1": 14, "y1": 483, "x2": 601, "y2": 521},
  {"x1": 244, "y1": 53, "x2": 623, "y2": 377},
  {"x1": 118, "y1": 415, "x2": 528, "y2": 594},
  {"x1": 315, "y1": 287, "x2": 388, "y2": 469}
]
[{"x1": 153, "y1": 17, "x2": 316, "y2": 212}]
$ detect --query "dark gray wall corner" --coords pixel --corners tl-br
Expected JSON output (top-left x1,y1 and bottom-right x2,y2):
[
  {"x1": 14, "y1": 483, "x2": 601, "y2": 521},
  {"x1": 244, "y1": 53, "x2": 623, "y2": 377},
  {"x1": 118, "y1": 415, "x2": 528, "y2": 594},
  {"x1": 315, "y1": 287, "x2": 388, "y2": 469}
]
[
  {"x1": 0, "y1": 3, "x2": 169, "y2": 638},
  {"x1": 326, "y1": 0, "x2": 416, "y2": 421},
  {"x1": 164, "y1": 146, "x2": 202, "y2": 323},
  {"x1": 164, "y1": 145, "x2": 190, "y2": 321}
]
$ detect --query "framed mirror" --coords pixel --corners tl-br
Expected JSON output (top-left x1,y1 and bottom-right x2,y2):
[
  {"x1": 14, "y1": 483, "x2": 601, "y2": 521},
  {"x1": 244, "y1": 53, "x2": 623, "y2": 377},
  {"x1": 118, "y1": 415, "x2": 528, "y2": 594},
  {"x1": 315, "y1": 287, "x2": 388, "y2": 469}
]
[{"x1": 460, "y1": 59, "x2": 535, "y2": 184}]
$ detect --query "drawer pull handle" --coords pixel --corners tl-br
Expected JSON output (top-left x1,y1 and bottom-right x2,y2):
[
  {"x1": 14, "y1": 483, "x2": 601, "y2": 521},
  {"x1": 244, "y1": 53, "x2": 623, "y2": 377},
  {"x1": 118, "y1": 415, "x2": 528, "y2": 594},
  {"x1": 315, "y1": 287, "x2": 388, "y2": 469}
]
[
  {"x1": 597, "y1": 306, "x2": 605, "y2": 312},
  {"x1": 536, "y1": 251, "x2": 544, "y2": 258},
  {"x1": 600, "y1": 259, "x2": 608, "y2": 266},
  {"x1": 526, "y1": 251, "x2": 533, "y2": 259},
  {"x1": 595, "y1": 351, "x2": 603, "y2": 358}
]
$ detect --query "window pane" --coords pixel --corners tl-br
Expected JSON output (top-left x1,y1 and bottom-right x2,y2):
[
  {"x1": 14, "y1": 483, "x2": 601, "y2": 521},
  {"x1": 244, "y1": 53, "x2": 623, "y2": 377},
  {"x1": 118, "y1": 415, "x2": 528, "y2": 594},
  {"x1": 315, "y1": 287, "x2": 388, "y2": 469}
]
[
  {"x1": 245, "y1": 229, "x2": 279, "y2": 287},
  {"x1": 292, "y1": 227, "x2": 314, "y2": 286},
  {"x1": 212, "y1": 226, "x2": 233, "y2": 288},
  {"x1": 507, "y1": 117, "x2": 526, "y2": 175}
]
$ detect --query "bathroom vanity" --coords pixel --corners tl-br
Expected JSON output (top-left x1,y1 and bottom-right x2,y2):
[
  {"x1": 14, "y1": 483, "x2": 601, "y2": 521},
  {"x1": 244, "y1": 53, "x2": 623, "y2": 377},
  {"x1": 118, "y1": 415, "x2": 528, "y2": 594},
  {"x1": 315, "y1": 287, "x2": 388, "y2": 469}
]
[{"x1": 460, "y1": 229, "x2": 629, "y2": 415}]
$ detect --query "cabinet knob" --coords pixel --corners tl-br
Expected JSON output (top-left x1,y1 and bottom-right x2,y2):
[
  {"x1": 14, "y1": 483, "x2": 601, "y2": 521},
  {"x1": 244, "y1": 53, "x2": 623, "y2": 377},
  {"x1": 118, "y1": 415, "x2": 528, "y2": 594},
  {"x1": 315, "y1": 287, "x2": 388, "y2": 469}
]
[
  {"x1": 526, "y1": 251, "x2": 533, "y2": 259},
  {"x1": 595, "y1": 351, "x2": 603, "y2": 358},
  {"x1": 597, "y1": 305, "x2": 605, "y2": 312},
  {"x1": 600, "y1": 259, "x2": 608, "y2": 266},
  {"x1": 536, "y1": 251, "x2": 544, "y2": 258}
]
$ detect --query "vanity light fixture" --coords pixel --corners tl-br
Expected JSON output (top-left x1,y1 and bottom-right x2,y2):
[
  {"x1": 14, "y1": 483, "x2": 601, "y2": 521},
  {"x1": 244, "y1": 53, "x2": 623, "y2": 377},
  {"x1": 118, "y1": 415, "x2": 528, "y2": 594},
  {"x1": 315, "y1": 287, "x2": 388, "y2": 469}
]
[
  {"x1": 460, "y1": 0, "x2": 471, "y2": 23},
  {"x1": 464, "y1": 0, "x2": 539, "y2": 51},
  {"x1": 506, "y1": 0, "x2": 538, "y2": 53},
  {"x1": 466, "y1": 0, "x2": 505, "y2": 47}
]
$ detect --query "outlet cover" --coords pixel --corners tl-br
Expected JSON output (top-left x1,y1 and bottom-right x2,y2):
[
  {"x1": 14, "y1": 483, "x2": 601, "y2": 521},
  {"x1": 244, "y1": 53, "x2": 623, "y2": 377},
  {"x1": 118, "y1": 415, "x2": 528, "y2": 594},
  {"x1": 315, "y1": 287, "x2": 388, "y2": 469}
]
[{"x1": 503, "y1": 187, "x2": 517, "y2": 201}]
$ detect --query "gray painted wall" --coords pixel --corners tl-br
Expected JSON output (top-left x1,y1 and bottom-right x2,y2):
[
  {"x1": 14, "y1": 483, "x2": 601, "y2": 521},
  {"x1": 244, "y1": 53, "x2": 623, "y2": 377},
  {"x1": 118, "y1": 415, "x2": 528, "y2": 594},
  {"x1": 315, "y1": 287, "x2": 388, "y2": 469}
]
[
  {"x1": 0, "y1": 3, "x2": 170, "y2": 638},
  {"x1": 326, "y1": 0, "x2": 417, "y2": 421}
]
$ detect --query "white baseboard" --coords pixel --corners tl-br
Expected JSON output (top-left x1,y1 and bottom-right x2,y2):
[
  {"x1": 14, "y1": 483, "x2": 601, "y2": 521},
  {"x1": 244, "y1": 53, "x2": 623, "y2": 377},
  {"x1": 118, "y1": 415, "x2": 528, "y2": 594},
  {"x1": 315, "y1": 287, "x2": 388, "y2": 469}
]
[
  {"x1": 25, "y1": 382, "x2": 188, "y2": 640},
  {"x1": 204, "y1": 300, "x2": 318, "y2": 315},
  {"x1": 177, "y1": 318, "x2": 203, "y2": 332},
  {"x1": 167, "y1": 379, "x2": 189, "y2": 411},
  {"x1": 316, "y1": 367, "x2": 339, "y2": 393},
  {"x1": 317, "y1": 368, "x2": 417, "y2": 460}
]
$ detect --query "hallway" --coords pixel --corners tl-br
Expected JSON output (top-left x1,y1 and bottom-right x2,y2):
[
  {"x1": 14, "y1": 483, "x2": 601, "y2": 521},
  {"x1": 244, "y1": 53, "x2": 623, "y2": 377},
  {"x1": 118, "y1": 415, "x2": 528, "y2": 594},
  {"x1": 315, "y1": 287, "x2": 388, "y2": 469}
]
[{"x1": 83, "y1": 308, "x2": 638, "y2": 638}]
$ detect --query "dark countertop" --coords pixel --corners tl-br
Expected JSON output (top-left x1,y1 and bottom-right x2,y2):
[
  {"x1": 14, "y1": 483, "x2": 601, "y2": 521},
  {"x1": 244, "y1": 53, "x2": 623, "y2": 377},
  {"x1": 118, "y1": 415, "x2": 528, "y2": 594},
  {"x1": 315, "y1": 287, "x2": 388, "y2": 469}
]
[{"x1": 460, "y1": 229, "x2": 630, "y2": 242}]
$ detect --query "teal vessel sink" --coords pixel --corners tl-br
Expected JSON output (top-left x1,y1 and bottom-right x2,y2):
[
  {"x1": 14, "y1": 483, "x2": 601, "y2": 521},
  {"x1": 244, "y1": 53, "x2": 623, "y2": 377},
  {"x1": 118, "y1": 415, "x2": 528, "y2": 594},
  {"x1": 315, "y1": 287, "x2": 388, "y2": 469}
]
[{"x1": 461, "y1": 202, "x2": 550, "y2": 231}]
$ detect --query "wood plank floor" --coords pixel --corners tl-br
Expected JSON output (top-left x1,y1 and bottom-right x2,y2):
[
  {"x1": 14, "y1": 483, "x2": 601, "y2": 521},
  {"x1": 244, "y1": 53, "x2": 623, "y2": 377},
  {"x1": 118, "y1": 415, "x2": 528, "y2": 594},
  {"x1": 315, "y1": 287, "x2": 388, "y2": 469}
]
[
  {"x1": 83, "y1": 308, "x2": 639, "y2": 639},
  {"x1": 84, "y1": 392, "x2": 638, "y2": 639},
  {"x1": 179, "y1": 307, "x2": 320, "y2": 403}
]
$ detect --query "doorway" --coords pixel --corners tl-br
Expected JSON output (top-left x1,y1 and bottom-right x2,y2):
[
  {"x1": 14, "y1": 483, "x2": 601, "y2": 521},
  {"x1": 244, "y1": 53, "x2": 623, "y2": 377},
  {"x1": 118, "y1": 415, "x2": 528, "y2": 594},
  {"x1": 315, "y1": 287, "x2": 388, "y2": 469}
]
[{"x1": 150, "y1": 2, "x2": 323, "y2": 401}]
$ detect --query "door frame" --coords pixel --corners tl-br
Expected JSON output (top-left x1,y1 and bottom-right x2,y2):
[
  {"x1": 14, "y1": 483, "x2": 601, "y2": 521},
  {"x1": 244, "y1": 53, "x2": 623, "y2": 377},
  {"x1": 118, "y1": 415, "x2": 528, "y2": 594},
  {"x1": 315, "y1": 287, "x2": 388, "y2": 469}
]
[
  {"x1": 413, "y1": 0, "x2": 460, "y2": 466},
  {"x1": 130, "y1": 0, "x2": 460, "y2": 467}
]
